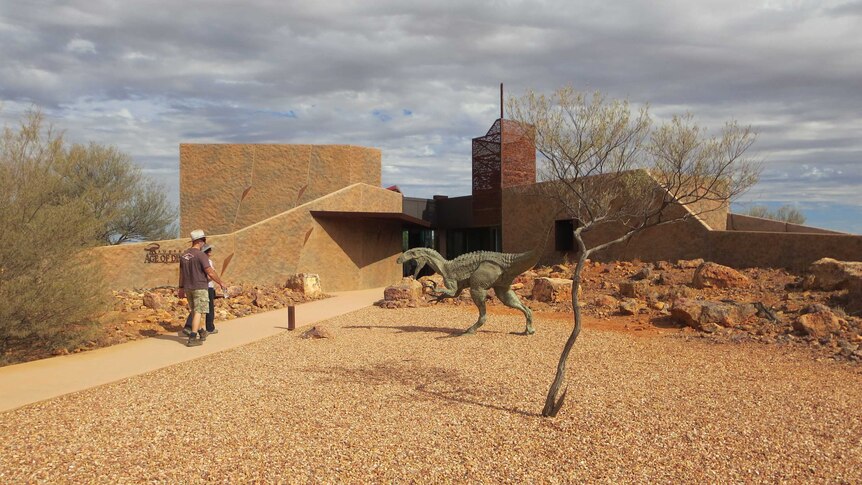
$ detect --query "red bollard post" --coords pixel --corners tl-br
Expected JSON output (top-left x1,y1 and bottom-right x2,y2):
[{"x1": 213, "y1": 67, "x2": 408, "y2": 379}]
[{"x1": 288, "y1": 305, "x2": 295, "y2": 331}]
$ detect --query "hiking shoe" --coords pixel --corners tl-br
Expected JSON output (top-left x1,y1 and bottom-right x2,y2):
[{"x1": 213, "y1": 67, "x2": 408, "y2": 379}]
[
  {"x1": 182, "y1": 327, "x2": 192, "y2": 337},
  {"x1": 198, "y1": 329, "x2": 209, "y2": 341},
  {"x1": 186, "y1": 336, "x2": 202, "y2": 347},
  {"x1": 207, "y1": 328, "x2": 218, "y2": 335}
]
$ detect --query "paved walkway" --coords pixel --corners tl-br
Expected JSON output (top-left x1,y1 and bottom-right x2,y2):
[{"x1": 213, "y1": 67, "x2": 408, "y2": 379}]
[{"x1": 0, "y1": 287, "x2": 384, "y2": 412}]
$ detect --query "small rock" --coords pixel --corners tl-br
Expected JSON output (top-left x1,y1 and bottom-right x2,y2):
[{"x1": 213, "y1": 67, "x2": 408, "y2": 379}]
[
  {"x1": 630, "y1": 265, "x2": 653, "y2": 281},
  {"x1": 532, "y1": 277, "x2": 580, "y2": 303},
  {"x1": 619, "y1": 298, "x2": 645, "y2": 315},
  {"x1": 301, "y1": 325, "x2": 333, "y2": 339},
  {"x1": 142, "y1": 291, "x2": 162, "y2": 310},
  {"x1": 551, "y1": 264, "x2": 570, "y2": 275},
  {"x1": 677, "y1": 258, "x2": 704, "y2": 269},
  {"x1": 593, "y1": 294, "x2": 619, "y2": 308}
]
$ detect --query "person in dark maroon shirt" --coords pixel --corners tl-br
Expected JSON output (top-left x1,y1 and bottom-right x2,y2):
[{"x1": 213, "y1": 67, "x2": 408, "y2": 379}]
[{"x1": 178, "y1": 230, "x2": 228, "y2": 347}]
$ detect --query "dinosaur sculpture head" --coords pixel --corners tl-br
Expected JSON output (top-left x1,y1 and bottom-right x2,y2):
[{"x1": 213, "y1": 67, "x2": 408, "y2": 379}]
[{"x1": 397, "y1": 248, "x2": 431, "y2": 278}]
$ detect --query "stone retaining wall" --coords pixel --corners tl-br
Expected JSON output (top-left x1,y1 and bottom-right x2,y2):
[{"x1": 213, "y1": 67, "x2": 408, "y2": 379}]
[{"x1": 91, "y1": 183, "x2": 402, "y2": 291}]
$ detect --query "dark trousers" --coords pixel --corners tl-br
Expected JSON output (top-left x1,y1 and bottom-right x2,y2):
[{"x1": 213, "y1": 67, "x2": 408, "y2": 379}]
[{"x1": 184, "y1": 287, "x2": 216, "y2": 332}]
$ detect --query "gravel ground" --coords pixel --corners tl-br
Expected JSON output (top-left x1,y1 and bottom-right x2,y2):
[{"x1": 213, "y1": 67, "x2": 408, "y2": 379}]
[{"x1": 2, "y1": 306, "x2": 861, "y2": 483}]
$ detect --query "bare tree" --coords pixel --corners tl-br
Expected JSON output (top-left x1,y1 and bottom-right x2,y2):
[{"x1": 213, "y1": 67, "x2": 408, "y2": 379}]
[
  {"x1": 59, "y1": 142, "x2": 177, "y2": 244},
  {"x1": 745, "y1": 204, "x2": 805, "y2": 224},
  {"x1": 775, "y1": 205, "x2": 805, "y2": 225},
  {"x1": 745, "y1": 205, "x2": 771, "y2": 219},
  {"x1": 508, "y1": 87, "x2": 760, "y2": 417}
]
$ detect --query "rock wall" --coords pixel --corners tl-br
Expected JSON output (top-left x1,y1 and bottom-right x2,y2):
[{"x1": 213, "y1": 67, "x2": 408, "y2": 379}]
[{"x1": 91, "y1": 183, "x2": 403, "y2": 291}]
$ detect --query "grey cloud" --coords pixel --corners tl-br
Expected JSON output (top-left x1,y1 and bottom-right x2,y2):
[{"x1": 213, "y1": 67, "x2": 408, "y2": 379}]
[{"x1": 1, "y1": 0, "x2": 861, "y2": 228}]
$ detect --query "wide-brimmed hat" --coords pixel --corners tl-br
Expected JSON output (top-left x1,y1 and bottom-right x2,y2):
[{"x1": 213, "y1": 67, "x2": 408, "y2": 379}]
[
  {"x1": 202, "y1": 244, "x2": 213, "y2": 253},
  {"x1": 190, "y1": 229, "x2": 206, "y2": 242}
]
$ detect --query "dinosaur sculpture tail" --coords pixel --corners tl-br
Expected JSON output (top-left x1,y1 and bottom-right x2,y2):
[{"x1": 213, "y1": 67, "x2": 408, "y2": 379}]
[{"x1": 508, "y1": 224, "x2": 555, "y2": 275}]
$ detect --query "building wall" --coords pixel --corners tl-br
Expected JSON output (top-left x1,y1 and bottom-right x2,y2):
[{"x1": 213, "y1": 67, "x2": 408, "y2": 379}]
[
  {"x1": 501, "y1": 179, "x2": 862, "y2": 270},
  {"x1": 180, "y1": 144, "x2": 381, "y2": 236},
  {"x1": 705, "y1": 231, "x2": 862, "y2": 270},
  {"x1": 681, "y1": 198, "x2": 728, "y2": 230},
  {"x1": 725, "y1": 213, "x2": 844, "y2": 234},
  {"x1": 501, "y1": 183, "x2": 709, "y2": 265},
  {"x1": 91, "y1": 184, "x2": 403, "y2": 291}
]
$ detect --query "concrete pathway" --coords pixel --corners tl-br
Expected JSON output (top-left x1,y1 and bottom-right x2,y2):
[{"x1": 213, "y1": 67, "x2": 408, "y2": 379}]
[{"x1": 0, "y1": 287, "x2": 384, "y2": 413}]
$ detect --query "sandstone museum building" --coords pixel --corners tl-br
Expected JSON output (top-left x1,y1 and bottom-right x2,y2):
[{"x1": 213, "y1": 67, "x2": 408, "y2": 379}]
[{"x1": 93, "y1": 118, "x2": 862, "y2": 291}]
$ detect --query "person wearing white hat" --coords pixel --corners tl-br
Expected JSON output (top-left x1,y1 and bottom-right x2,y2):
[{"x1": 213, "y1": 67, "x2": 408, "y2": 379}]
[
  {"x1": 178, "y1": 229, "x2": 229, "y2": 347},
  {"x1": 182, "y1": 243, "x2": 218, "y2": 336}
]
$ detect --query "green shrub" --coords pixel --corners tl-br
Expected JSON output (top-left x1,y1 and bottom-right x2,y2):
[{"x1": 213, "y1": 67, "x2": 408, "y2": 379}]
[{"x1": 1, "y1": 109, "x2": 178, "y2": 361}]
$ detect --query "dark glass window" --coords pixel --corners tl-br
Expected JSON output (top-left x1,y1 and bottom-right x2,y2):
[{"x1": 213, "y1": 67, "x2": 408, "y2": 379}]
[{"x1": 555, "y1": 219, "x2": 575, "y2": 251}]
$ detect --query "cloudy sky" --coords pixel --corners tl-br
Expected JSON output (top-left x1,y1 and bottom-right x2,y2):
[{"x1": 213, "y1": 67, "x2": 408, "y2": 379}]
[{"x1": 2, "y1": 0, "x2": 861, "y2": 232}]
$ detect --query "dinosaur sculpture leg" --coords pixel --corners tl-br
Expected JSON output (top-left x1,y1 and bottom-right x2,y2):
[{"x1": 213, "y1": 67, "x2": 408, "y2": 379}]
[
  {"x1": 462, "y1": 287, "x2": 488, "y2": 335},
  {"x1": 462, "y1": 262, "x2": 502, "y2": 335},
  {"x1": 495, "y1": 286, "x2": 535, "y2": 335}
]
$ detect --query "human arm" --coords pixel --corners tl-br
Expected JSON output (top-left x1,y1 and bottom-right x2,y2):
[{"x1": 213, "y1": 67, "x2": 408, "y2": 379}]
[
  {"x1": 178, "y1": 266, "x2": 185, "y2": 299},
  {"x1": 205, "y1": 266, "x2": 228, "y2": 290}
]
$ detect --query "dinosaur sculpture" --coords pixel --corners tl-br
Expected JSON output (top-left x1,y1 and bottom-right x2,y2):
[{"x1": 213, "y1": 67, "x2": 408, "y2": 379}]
[{"x1": 397, "y1": 237, "x2": 548, "y2": 335}]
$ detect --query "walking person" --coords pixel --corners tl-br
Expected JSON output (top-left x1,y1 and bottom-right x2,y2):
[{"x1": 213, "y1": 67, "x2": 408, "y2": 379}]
[
  {"x1": 183, "y1": 243, "x2": 219, "y2": 336},
  {"x1": 178, "y1": 230, "x2": 228, "y2": 347}
]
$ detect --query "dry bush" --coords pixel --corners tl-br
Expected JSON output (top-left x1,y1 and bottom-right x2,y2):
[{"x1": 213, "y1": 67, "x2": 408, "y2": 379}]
[{"x1": 0, "y1": 112, "x2": 108, "y2": 360}]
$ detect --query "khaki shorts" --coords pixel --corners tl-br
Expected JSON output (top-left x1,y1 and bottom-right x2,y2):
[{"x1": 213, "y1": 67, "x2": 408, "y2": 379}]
[{"x1": 187, "y1": 289, "x2": 210, "y2": 314}]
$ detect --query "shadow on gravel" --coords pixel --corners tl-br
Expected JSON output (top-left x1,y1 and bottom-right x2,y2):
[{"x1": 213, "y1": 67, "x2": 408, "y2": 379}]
[
  {"x1": 345, "y1": 324, "x2": 496, "y2": 337},
  {"x1": 304, "y1": 360, "x2": 540, "y2": 418}
]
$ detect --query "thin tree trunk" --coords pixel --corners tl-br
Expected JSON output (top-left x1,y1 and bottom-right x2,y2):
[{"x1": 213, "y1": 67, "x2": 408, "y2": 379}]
[{"x1": 542, "y1": 240, "x2": 589, "y2": 417}]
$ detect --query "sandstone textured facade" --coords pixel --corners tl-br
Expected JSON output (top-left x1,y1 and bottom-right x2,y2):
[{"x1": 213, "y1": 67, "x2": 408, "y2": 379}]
[
  {"x1": 93, "y1": 183, "x2": 402, "y2": 291},
  {"x1": 180, "y1": 144, "x2": 381, "y2": 236}
]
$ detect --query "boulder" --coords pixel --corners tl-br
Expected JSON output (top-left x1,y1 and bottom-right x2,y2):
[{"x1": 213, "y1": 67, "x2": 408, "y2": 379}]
[
  {"x1": 793, "y1": 306, "x2": 843, "y2": 337},
  {"x1": 285, "y1": 273, "x2": 322, "y2": 298},
  {"x1": 619, "y1": 280, "x2": 652, "y2": 299},
  {"x1": 301, "y1": 325, "x2": 333, "y2": 339},
  {"x1": 532, "y1": 277, "x2": 580, "y2": 303},
  {"x1": 619, "y1": 298, "x2": 645, "y2": 315},
  {"x1": 671, "y1": 298, "x2": 757, "y2": 332},
  {"x1": 383, "y1": 277, "x2": 423, "y2": 302},
  {"x1": 847, "y1": 278, "x2": 862, "y2": 316},
  {"x1": 804, "y1": 258, "x2": 862, "y2": 291},
  {"x1": 142, "y1": 291, "x2": 162, "y2": 310},
  {"x1": 692, "y1": 262, "x2": 749, "y2": 289},
  {"x1": 593, "y1": 294, "x2": 619, "y2": 309}
]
